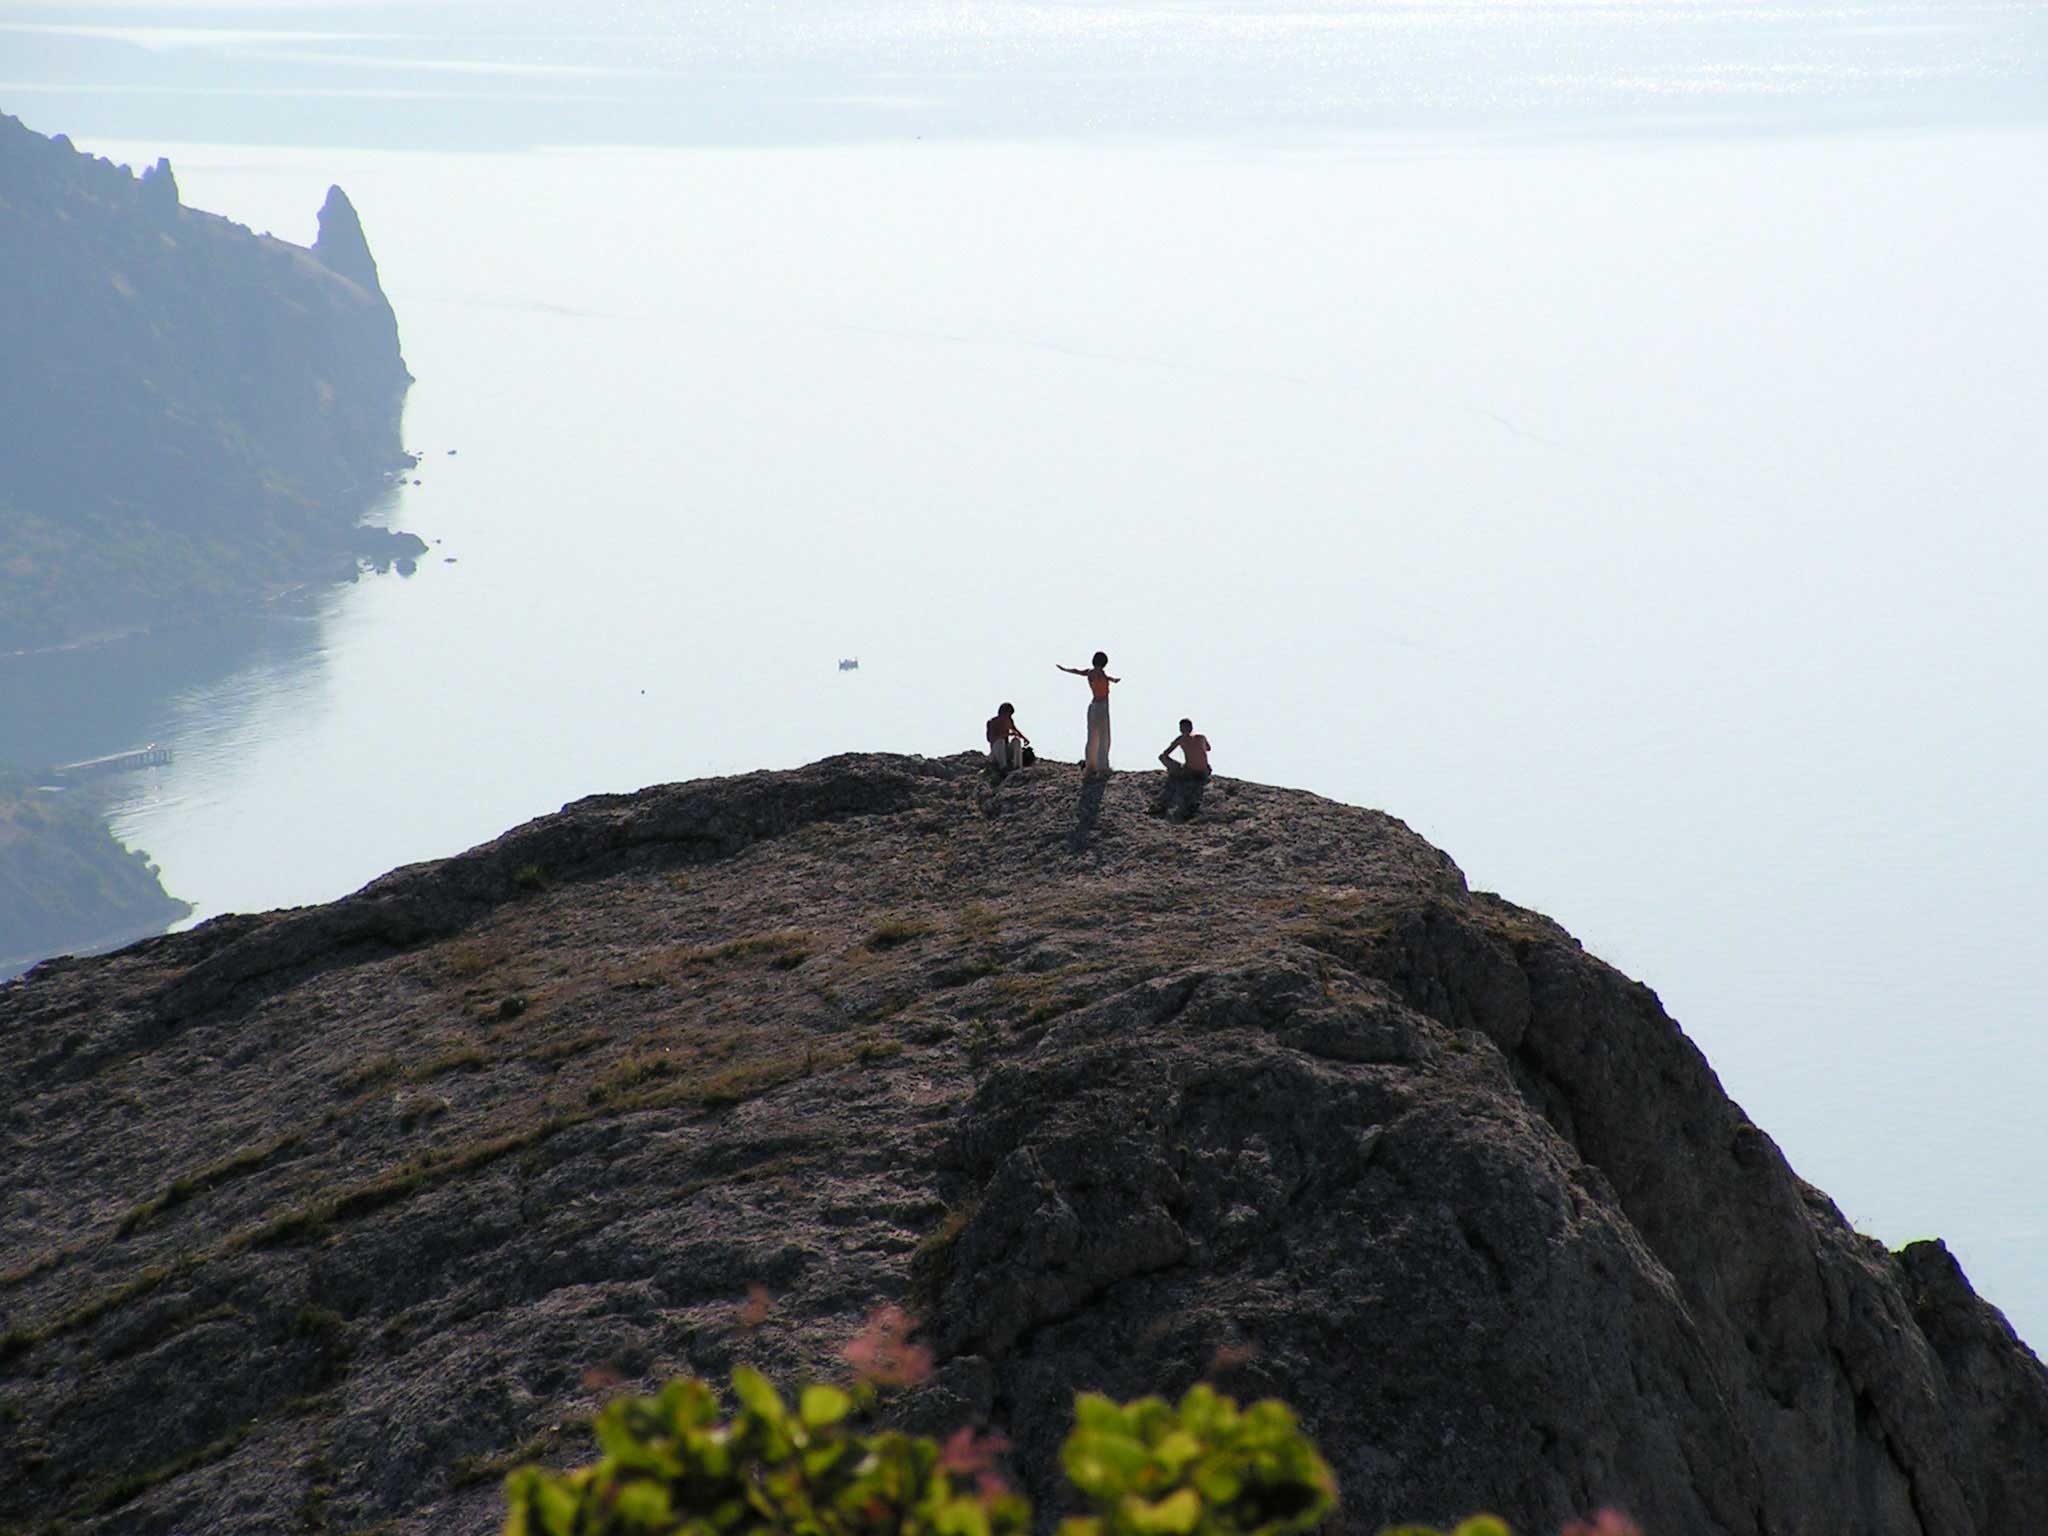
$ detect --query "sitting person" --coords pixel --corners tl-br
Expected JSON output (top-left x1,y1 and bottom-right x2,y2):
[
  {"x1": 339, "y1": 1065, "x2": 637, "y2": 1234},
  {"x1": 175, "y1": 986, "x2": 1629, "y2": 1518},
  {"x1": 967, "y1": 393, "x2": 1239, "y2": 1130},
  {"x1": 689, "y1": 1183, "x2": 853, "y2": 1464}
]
[
  {"x1": 1151, "y1": 718, "x2": 1213, "y2": 820},
  {"x1": 986, "y1": 702, "x2": 1030, "y2": 770},
  {"x1": 1159, "y1": 719, "x2": 1212, "y2": 779}
]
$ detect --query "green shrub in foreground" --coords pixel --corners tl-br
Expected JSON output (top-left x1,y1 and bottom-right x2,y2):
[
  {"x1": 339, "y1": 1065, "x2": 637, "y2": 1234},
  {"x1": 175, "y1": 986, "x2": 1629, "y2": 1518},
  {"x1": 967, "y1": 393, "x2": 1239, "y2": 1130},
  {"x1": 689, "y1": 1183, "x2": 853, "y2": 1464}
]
[
  {"x1": 499, "y1": 1307, "x2": 1634, "y2": 1536},
  {"x1": 1056, "y1": 1385, "x2": 1335, "y2": 1536},
  {"x1": 504, "y1": 1367, "x2": 1028, "y2": 1536},
  {"x1": 501, "y1": 1372, "x2": 1334, "y2": 1536}
]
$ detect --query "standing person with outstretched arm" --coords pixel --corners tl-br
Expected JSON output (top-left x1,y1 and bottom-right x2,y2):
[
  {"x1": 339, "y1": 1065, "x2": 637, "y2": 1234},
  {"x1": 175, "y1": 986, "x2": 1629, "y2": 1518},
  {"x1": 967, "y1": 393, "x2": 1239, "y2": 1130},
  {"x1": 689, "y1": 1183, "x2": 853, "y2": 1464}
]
[{"x1": 1057, "y1": 651, "x2": 1119, "y2": 777}]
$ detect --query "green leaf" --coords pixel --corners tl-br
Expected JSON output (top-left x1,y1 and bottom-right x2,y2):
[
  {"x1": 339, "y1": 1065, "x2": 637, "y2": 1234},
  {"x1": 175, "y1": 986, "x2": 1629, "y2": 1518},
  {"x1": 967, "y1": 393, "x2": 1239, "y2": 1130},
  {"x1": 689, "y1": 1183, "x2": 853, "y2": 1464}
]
[
  {"x1": 731, "y1": 1365, "x2": 789, "y2": 1426},
  {"x1": 613, "y1": 1479, "x2": 676, "y2": 1527},
  {"x1": 659, "y1": 1376, "x2": 723, "y2": 1432},
  {"x1": 1178, "y1": 1384, "x2": 1229, "y2": 1436},
  {"x1": 1063, "y1": 1429, "x2": 1152, "y2": 1499},
  {"x1": 1191, "y1": 1462, "x2": 1243, "y2": 1506},
  {"x1": 596, "y1": 1400, "x2": 658, "y2": 1463},
  {"x1": 932, "y1": 1495, "x2": 994, "y2": 1536},
  {"x1": 1452, "y1": 1520, "x2": 1512, "y2": 1536},
  {"x1": 1152, "y1": 1430, "x2": 1203, "y2": 1475},
  {"x1": 1120, "y1": 1489, "x2": 1204, "y2": 1535},
  {"x1": 1128, "y1": 1398, "x2": 1175, "y2": 1445},
  {"x1": 800, "y1": 1383, "x2": 854, "y2": 1429},
  {"x1": 527, "y1": 1474, "x2": 583, "y2": 1536},
  {"x1": 1074, "y1": 1394, "x2": 1129, "y2": 1435}
]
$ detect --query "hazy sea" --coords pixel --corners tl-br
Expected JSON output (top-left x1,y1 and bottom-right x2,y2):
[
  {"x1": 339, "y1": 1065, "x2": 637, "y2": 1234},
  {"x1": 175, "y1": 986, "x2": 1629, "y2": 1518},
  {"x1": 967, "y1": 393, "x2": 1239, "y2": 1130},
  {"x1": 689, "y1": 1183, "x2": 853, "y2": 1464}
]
[{"x1": 2, "y1": 1, "x2": 2044, "y2": 1345}]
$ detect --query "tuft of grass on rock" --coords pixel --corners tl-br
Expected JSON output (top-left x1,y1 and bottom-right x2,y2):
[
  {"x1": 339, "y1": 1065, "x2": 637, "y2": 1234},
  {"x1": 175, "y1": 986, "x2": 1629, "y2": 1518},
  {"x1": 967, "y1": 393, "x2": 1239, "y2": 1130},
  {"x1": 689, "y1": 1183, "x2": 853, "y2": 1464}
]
[
  {"x1": 0, "y1": 1241, "x2": 85, "y2": 1291},
  {"x1": 73, "y1": 1422, "x2": 251, "y2": 1518},
  {"x1": 395, "y1": 1095, "x2": 449, "y2": 1132},
  {"x1": 586, "y1": 1051, "x2": 679, "y2": 1105},
  {"x1": 443, "y1": 943, "x2": 498, "y2": 980},
  {"x1": 114, "y1": 1132, "x2": 305, "y2": 1239},
  {"x1": 525, "y1": 1031, "x2": 608, "y2": 1069},
  {"x1": 291, "y1": 1305, "x2": 348, "y2": 1348},
  {"x1": 865, "y1": 916, "x2": 930, "y2": 951},
  {"x1": 698, "y1": 1050, "x2": 837, "y2": 1108},
  {"x1": 408, "y1": 1045, "x2": 490, "y2": 1082},
  {"x1": 449, "y1": 1419, "x2": 589, "y2": 1490},
  {"x1": 908, "y1": 1200, "x2": 979, "y2": 1316},
  {"x1": 964, "y1": 1018, "x2": 1001, "y2": 1071},
  {"x1": 335, "y1": 1055, "x2": 400, "y2": 1096},
  {"x1": 674, "y1": 929, "x2": 814, "y2": 973},
  {"x1": 1024, "y1": 995, "x2": 1087, "y2": 1027}
]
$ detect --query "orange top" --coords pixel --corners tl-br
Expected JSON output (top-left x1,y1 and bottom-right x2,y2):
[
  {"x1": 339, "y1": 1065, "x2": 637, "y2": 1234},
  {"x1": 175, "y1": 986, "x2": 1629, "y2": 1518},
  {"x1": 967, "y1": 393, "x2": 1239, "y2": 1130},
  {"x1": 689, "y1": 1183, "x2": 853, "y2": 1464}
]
[{"x1": 1089, "y1": 670, "x2": 1110, "y2": 701}]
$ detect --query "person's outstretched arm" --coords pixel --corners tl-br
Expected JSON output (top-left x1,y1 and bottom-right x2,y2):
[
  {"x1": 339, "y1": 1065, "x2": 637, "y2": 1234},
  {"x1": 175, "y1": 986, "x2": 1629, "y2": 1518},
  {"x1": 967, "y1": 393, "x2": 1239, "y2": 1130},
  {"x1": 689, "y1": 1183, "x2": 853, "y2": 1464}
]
[{"x1": 1056, "y1": 664, "x2": 1084, "y2": 676}]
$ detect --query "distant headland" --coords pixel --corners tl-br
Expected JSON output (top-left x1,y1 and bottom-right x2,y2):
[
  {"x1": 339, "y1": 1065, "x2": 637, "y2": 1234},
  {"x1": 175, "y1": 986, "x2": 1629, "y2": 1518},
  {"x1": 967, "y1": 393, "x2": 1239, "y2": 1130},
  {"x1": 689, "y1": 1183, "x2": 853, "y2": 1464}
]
[
  {"x1": 0, "y1": 109, "x2": 419, "y2": 656},
  {"x1": 0, "y1": 106, "x2": 422, "y2": 973}
]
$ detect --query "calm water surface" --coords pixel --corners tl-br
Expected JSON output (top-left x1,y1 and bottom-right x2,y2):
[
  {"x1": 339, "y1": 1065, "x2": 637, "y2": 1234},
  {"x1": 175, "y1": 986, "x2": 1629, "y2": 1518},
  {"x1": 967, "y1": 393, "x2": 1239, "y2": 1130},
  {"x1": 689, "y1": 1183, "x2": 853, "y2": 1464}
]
[{"x1": 5, "y1": 0, "x2": 2045, "y2": 1344}]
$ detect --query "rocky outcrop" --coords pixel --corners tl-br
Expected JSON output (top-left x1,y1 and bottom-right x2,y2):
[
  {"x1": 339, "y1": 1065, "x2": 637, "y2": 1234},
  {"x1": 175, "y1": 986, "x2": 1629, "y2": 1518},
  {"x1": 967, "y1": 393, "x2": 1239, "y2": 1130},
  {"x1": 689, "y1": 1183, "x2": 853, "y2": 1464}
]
[
  {"x1": 312, "y1": 185, "x2": 404, "y2": 370},
  {"x1": 0, "y1": 755, "x2": 2040, "y2": 1535},
  {"x1": 0, "y1": 111, "x2": 415, "y2": 653},
  {"x1": 313, "y1": 186, "x2": 381, "y2": 292}
]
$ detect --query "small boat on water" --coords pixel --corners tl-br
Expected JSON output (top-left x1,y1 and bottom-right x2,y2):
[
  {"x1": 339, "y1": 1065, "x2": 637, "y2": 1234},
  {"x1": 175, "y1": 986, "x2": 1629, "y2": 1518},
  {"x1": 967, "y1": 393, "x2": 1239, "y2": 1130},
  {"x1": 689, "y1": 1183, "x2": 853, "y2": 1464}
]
[{"x1": 837, "y1": 658, "x2": 860, "y2": 672}]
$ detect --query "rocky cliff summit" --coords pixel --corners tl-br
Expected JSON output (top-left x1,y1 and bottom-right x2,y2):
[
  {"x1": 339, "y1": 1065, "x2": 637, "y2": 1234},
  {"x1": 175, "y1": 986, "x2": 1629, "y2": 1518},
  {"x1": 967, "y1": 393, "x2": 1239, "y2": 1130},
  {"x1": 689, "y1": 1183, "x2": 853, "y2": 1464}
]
[
  {"x1": 1, "y1": 755, "x2": 2041, "y2": 1535},
  {"x1": 0, "y1": 111, "x2": 417, "y2": 653}
]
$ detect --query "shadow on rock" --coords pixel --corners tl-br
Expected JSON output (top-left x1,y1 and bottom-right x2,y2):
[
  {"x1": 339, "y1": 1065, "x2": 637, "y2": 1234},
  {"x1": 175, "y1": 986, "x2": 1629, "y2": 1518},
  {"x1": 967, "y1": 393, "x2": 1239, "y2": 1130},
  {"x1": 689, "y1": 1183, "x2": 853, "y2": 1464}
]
[
  {"x1": 1068, "y1": 776, "x2": 1108, "y2": 851},
  {"x1": 1149, "y1": 773, "x2": 1210, "y2": 822}
]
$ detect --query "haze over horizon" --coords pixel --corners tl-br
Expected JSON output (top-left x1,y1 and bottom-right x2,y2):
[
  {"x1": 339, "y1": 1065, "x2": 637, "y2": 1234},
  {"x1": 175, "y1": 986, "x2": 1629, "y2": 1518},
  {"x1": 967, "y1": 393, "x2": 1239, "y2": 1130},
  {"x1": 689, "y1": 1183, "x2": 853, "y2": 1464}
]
[{"x1": 6, "y1": 0, "x2": 2045, "y2": 151}]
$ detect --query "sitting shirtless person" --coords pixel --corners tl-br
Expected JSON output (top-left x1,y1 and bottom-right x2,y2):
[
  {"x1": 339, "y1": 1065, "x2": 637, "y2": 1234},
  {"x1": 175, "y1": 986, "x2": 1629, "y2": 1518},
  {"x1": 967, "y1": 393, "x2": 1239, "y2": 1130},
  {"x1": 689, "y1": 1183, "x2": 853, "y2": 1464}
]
[
  {"x1": 1159, "y1": 719, "x2": 1212, "y2": 779},
  {"x1": 987, "y1": 702, "x2": 1030, "y2": 770}
]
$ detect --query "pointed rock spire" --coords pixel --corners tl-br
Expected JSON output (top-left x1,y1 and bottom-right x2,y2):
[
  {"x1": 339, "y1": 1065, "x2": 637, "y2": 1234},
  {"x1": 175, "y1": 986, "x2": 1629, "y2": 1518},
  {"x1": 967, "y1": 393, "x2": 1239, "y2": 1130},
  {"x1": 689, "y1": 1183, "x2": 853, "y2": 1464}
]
[
  {"x1": 139, "y1": 156, "x2": 179, "y2": 213},
  {"x1": 313, "y1": 184, "x2": 383, "y2": 295}
]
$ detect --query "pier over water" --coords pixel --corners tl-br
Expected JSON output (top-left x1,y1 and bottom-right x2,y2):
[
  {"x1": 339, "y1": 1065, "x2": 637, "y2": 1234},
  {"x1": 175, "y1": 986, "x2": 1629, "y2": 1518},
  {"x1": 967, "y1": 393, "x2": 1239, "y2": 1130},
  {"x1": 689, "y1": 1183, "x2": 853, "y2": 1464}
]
[{"x1": 50, "y1": 744, "x2": 173, "y2": 782}]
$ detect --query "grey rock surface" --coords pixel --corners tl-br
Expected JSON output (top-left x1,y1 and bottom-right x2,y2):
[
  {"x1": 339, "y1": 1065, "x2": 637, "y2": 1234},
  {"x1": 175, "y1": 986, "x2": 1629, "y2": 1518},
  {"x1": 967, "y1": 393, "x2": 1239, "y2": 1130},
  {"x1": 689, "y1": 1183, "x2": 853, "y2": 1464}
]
[{"x1": 0, "y1": 753, "x2": 2041, "y2": 1535}]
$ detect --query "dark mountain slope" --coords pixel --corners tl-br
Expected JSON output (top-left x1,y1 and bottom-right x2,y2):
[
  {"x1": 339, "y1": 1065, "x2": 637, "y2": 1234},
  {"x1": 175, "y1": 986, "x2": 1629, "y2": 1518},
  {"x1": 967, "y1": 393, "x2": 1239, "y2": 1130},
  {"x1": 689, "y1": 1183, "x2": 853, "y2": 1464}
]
[
  {"x1": 0, "y1": 110, "x2": 415, "y2": 653},
  {"x1": 0, "y1": 755, "x2": 2040, "y2": 1535}
]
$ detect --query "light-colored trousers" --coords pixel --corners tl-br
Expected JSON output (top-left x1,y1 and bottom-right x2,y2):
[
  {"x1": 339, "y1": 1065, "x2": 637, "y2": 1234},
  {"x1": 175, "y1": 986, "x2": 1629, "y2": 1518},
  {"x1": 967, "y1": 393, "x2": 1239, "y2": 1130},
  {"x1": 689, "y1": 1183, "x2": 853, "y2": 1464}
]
[{"x1": 1085, "y1": 698, "x2": 1111, "y2": 773}]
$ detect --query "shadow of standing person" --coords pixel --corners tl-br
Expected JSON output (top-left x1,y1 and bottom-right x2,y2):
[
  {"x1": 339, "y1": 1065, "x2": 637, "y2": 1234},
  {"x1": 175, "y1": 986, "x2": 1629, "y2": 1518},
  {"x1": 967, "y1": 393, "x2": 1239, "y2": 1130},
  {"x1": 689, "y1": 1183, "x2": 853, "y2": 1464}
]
[{"x1": 1068, "y1": 773, "x2": 1108, "y2": 852}]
